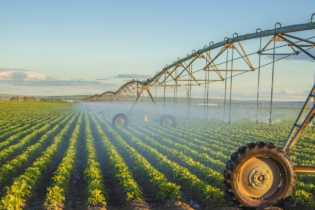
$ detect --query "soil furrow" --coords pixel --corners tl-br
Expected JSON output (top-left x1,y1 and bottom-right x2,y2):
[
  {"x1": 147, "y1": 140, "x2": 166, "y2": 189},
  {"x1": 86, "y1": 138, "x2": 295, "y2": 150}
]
[
  {"x1": 23, "y1": 114, "x2": 80, "y2": 210},
  {"x1": 64, "y1": 114, "x2": 87, "y2": 210},
  {"x1": 89, "y1": 115, "x2": 128, "y2": 209}
]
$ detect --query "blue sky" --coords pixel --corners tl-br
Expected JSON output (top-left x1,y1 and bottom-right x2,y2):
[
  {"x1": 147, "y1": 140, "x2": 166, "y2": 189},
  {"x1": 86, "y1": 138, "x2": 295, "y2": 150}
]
[{"x1": 0, "y1": 0, "x2": 314, "y2": 100}]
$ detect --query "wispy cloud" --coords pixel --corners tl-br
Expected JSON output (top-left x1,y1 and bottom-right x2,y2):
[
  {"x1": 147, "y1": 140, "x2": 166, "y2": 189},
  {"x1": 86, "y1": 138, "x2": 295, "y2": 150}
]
[
  {"x1": 95, "y1": 78, "x2": 109, "y2": 80},
  {"x1": 0, "y1": 70, "x2": 118, "y2": 87},
  {"x1": 0, "y1": 68, "x2": 32, "y2": 72},
  {"x1": 280, "y1": 89, "x2": 303, "y2": 95},
  {"x1": 116, "y1": 74, "x2": 150, "y2": 78},
  {"x1": 267, "y1": 48, "x2": 315, "y2": 62}
]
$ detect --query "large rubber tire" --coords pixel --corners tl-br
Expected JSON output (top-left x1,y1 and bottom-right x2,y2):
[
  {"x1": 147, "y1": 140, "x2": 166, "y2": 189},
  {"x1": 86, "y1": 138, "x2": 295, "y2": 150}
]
[
  {"x1": 112, "y1": 113, "x2": 129, "y2": 128},
  {"x1": 98, "y1": 111, "x2": 105, "y2": 117},
  {"x1": 224, "y1": 142, "x2": 296, "y2": 209},
  {"x1": 160, "y1": 115, "x2": 177, "y2": 128}
]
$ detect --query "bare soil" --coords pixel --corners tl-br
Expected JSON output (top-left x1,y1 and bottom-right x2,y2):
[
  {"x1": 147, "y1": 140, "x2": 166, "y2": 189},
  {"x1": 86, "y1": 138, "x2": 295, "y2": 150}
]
[
  {"x1": 64, "y1": 115, "x2": 88, "y2": 210},
  {"x1": 23, "y1": 114, "x2": 80, "y2": 210},
  {"x1": 89, "y1": 115, "x2": 127, "y2": 209}
]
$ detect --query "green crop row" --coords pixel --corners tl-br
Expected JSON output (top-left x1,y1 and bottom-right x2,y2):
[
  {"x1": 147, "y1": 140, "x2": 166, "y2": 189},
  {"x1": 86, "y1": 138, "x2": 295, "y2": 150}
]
[
  {"x1": 109, "y1": 122, "x2": 224, "y2": 205},
  {"x1": 0, "y1": 109, "x2": 66, "y2": 143},
  {"x1": 128, "y1": 125, "x2": 225, "y2": 187},
  {"x1": 95, "y1": 115, "x2": 182, "y2": 201},
  {"x1": 90, "y1": 115, "x2": 144, "y2": 202},
  {"x1": 44, "y1": 112, "x2": 82, "y2": 209},
  {"x1": 136, "y1": 125, "x2": 227, "y2": 172},
  {"x1": 149, "y1": 124, "x2": 236, "y2": 157},
  {"x1": 0, "y1": 112, "x2": 74, "y2": 166},
  {"x1": 84, "y1": 113, "x2": 107, "y2": 206},
  {"x1": 0, "y1": 111, "x2": 77, "y2": 186},
  {"x1": 0, "y1": 107, "x2": 58, "y2": 134},
  {"x1": 0, "y1": 112, "x2": 65, "y2": 151},
  {"x1": 292, "y1": 181, "x2": 315, "y2": 207},
  {"x1": 0, "y1": 111, "x2": 79, "y2": 210}
]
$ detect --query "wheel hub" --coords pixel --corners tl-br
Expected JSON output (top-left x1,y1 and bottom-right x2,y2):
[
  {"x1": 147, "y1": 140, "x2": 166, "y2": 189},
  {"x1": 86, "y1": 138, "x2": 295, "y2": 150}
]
[
  {"x1": 249, "y1": 168, "x2": 270, "y2": 189},
  {"x1": 162, "y1": 118, "x2": 172, "y2": 127},
  {"x1": 238, "y1": 157, "x2": 281, "y2": 199},
  {"x1": 115, "y1": 117, "x2": 124, "y2": 126}
]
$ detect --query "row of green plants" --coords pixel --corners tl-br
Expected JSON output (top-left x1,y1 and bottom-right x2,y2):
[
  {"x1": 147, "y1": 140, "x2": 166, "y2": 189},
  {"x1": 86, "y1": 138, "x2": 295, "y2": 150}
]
[
  {"x1": 154, "y1": 124, "x2": 237, "y2": 156},
  {"x1": 95, "y1": 115, "x2": 182, "y2": 201},
  {"x1": 83, "y1": 114, "x2": 107, "y2": 206},
  {"x1": 44, "y1": 112, "x2": 82, "y2": 209},
  {"x1": 0, "y1": 107, "x2": 43, "y2": 130},
  {"x1": 0, "y1": 111, "x2": 61, "y2": 143},
  {"x1": 0, "y1": 102, "x2": 72, "y2": 128},
  {"x1": 0, "y1": 112, "x2": 74, "y2": 166},
  {"x1": 90, "y1": 115, "x2": 144, "y2": 202},
  {"x1": 0, "y1": 111, "x2": 77, "y2": 186},
  {"x1": 139, "y1": 125, "x2": 227, "y2": 171},
  {"x1": 176, "y1": 118, "x2": 315, "y2": 207},
  {"x1": 108, "y1": 121, "x2": 224, "y2": 205},
  {"x1": 0, "y1": 108, "x2": 55, "y2": 134},
  {"x1": 0, "y1": 111, "x2": 79, "y2": 210},
  {"x1": 176, "y1": 120, "x2": 315, "y2": 167},
  {"x1": 0, "y1": 123, "x2": 27, "y2": 136},
  {"x1": 128, "y1": 125, "x2": 225, "y2": 186},
  {"x1": 0, "y1": 112, "x2": 64, "y2": 151}
]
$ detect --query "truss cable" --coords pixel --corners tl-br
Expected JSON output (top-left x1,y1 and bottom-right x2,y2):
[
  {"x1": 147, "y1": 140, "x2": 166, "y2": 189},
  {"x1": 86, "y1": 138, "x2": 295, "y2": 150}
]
[
  {"x1": 223, "y1": 49, "x2": 229, "y2": 122},
  {"x1": 164, "y1": 35, "x2": 315, "y2": 85},
  {"x1": 164, "y1": 73, "x2": 166, "y2": 115},
  {"x1": 175, "y1": 68, "x2": 178, "y2": 117},
  {"x1": 256, "y1": 29, "x2": 262, "y2": 124},
  {"x1": 174, "y1": 73, "x2": 176, "y2": 114},
  {"x1": 206, "y1": 70, "x2": 210, "y2": 121},
  {"x1": 229, "y1": 41, "x2": 235, "y2": 125},
  {"x1": 197, "y1": 45, "x2": 314, "y2": 88},
  {"x1": 313, "y1": 71, "x2": 315, "y2": 125},
  {"x1": 204, "y1": 58, "x2": 207, "y2": 120},
  {"x1": 189, "y1": 63, "x2": 192, "y2": 120},
  {"x1": 269, "y1": 24, "x2": 280, "y2": 127},
  {"x1": 155, "y1": 83, "x2": 157, "y2": 115},
  {"x1": 186, "y1": 66, "x2": 189, "y2": 119}
]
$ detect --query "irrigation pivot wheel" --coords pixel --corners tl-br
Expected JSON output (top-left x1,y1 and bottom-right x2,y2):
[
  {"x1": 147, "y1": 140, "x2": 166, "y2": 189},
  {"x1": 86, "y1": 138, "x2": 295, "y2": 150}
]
[
  {"x1": 112, "y1": 113, "x2": 129, "y2": 128},
  {"x1": 224, "y1": 142, "x2": 296, "y2": 209},
  {"x1": 160, "y1": 115, "x2": 177, "y2": 128},
  {"x1": 98, "y1": 111, "x2": 105, "y2": 117}
]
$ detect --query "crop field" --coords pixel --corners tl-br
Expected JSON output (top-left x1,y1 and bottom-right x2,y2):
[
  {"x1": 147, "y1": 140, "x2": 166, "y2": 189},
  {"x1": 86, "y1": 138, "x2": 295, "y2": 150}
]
[{"x1": 0, "y1": 102, "x2": 314, "y2": 210}]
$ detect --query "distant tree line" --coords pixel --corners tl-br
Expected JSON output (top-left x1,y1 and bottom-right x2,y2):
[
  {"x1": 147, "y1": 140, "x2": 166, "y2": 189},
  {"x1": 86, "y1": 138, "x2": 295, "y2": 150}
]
[
  {"x1": 40, "y1": 98, "x2": 62, "y2": 102},
  {"x1": 9, "y1": 96, "x2": 21, "y2": 101},
  {"x1": 9, "y1": 96, "x2": 37, "y2": 101},
  {"x1": 8, "y1": 96, "x2": 63, "y2": 102}
]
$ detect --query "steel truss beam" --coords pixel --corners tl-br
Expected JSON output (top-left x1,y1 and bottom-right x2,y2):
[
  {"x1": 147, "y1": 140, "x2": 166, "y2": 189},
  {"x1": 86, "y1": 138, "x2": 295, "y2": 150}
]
[{"x1": 82, "y1": 20, "x2": 315, "y2": 102}]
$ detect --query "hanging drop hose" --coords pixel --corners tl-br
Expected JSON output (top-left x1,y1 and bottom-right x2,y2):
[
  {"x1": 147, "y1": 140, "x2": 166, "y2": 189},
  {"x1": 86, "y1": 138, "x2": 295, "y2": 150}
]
[
  {"x1": 175, "y1": 68, "x2": 178, "y2": 117},
  {"x1": 256, "y1": 28, "x2": 262, "y2": 124},
  {"x1": 155, "y1": 83, "x2": 157, "y2": 115},
  {"x1": 164, "y1": 73, "x2": 166, "y2": 115},
  {"x1": 223, "y1": 48, "x2": 229, "y2": 122},
  {"x1": 228, "y1": 37, "x2": 236, "y2": 124},
  {"x1": 207, "y1": 70, "x2": 210, "y2": 121},
  {"x1": 269, "y1": 23, "x2": 281, "y2": 127},
  {"x1": 313, "y1": 71, "x2": 315, "y2": 126},
  {"x1": 204, "y1": 59, "x2": 207, "y2": 120},
  {"x1": 189, "y1": 63, "x2": 192, "y2": 120}
]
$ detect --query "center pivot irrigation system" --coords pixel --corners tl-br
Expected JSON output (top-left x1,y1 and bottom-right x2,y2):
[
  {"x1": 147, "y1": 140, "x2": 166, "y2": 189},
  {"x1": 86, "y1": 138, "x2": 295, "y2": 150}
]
[{"x1": 82, "y1": 13, "x2": 315, "y2": 208}]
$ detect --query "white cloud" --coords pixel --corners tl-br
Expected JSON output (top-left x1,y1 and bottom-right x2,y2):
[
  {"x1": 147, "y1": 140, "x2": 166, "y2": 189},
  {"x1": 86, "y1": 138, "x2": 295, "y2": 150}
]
[
  {"x1": 116, "y1": 74, "x2": 150, "y2": 78},
  {"x1": 283, "y1": 89, "x2": 303, "y2": 95},
  {"x1": 0, "y1": 70, "x2": 118, "y2": 87},
  {"x1": 0, "y1": 71, "x2": 48, "y2": 81}
]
